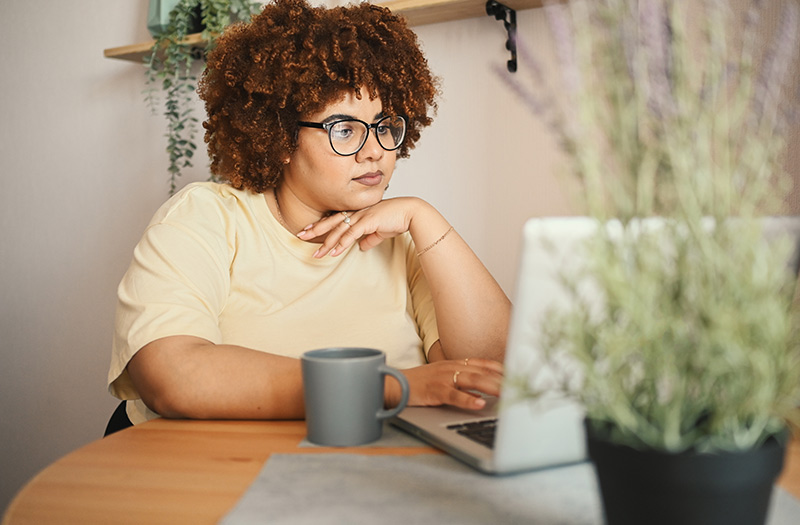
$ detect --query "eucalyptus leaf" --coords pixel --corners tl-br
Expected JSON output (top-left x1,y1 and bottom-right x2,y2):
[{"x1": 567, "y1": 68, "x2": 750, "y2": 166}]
[{"x1": 144, "y1": 0, "x2": 260, "y2": 194}]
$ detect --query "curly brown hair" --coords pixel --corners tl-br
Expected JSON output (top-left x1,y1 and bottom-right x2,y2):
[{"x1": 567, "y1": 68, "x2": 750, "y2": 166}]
[{"x1": 198, "y1": 0, "x2": 439, "y2": 193}]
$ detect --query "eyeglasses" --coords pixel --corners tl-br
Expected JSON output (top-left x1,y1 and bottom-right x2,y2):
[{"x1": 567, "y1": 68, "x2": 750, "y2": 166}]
[{"x1": 297, "y1": 115, "x2": 407, "y2": 156}]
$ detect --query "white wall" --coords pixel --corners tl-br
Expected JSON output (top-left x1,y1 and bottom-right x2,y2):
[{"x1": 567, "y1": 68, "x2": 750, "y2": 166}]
[
  {"x1": 1, "y1": 0, "x2": 797, "y2": 514},
  {"x1": 0, "y1": 0, "x2": 211, "y2": 512},
  {"x1": 396, "y1": 11, "x2": 577, "y2": 295}
]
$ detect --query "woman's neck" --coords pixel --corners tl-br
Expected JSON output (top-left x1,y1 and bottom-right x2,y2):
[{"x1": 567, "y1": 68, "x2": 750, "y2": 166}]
[{"x1": 270, "y1": 185, "x2": 325, "y2": 235}]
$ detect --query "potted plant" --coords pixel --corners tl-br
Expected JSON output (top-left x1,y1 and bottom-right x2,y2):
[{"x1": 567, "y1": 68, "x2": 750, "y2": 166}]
[
  {"x1": 498, "y1": 1, "x2": 800, "y2": 524},
  {"x1": 144, "y1": 0, "x2": 260, "y2": 193}
]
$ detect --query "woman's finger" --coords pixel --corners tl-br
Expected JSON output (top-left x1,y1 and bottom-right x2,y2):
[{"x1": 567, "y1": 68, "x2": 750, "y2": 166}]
[
  {"x1": 453, "y1": 364, "x2": 503, "y2": 390},
  {"x1": 327, "y1": 218, "x2": 365, "y2": 256},
  {"x1": 298, "y1": 210, "x2": 352, "y2": 238},
  {"x1": 446, "y1": 389, "x2": 490, "y2": 410},
  {"x1": 317, "y1": 218, "x2": 363, "y2": 257},
  {"x1": 461, "y1": 357, "x2": 504, "y2": 375},
  {"x1": 297, "y1": 212, "x2": 358, "y2": 258}
]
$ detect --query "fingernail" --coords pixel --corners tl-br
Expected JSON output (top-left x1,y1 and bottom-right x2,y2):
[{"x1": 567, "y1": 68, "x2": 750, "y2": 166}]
[
  {"x1": 313, "y1": 249, "x2": 321, "y2": 258},
  {"x1": 303, "y1": 224, "x2": 313, "y2": 230},
  {"x1": 297, "y1": 230, "x2": 308, "y2": 237},
  {"x1": 474, "y1": 398, "x2": 486, "y2": 408}
]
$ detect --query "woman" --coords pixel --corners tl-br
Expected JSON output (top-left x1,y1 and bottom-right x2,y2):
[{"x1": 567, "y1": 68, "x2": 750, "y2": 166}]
[{"x1": 107, "y1": 0, "x2": 510, "y2": 426}]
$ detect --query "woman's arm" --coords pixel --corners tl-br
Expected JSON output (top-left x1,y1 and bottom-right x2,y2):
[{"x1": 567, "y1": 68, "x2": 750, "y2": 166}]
[
  {"x1": 299, "y1": 197, "x2": 512, "y2": 362},
  {"x1": 127, "y1": 335, "x2": 306, "y2": 420},
  {"x1": 407, "y1": 202, "x2": 510, "y2": 362},
  {"x1": 127, "y1": 335, "x2": 505, "y2": 419}
]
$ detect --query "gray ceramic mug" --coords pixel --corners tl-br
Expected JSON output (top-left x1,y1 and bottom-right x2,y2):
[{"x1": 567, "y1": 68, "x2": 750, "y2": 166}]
[{"x1": 301, "y1": 347, "x2": 410, "y2": 446}]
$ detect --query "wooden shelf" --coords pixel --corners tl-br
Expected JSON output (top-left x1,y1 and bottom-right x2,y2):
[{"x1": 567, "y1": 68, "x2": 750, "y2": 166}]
[
  {"x1": 104, "y1": 0, "x2": 544, "y2": 62},
  {"x1": 104, "y1": 33, "x2": 205, "y2": 62}
]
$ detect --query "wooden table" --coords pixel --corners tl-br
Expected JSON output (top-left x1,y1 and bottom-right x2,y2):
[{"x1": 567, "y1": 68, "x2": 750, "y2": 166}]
[{"x1": 4, "y1": 419, "x2": 800, "y2": 524}]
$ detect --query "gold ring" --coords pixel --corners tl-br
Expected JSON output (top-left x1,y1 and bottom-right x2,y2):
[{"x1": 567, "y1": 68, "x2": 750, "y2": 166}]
[
  {"x1": 453, "y1": 370, "x2": 461, "y2": 387},
  {"x1": 341, "y1": 211, "x2": 351, "y2": 225},
  {"x1": 464, "y1": 358, "x2": 470, "y2": 366}
]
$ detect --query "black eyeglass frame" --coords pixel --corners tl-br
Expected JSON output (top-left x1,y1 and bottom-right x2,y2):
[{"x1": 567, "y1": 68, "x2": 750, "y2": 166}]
[{"x1": 297, "y1": 115, "x2": 407, "y2": 157}]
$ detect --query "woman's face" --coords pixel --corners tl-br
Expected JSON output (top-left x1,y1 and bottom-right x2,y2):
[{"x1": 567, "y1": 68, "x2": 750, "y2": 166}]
[{"x1": 282, "y1": 90, "x2": 396, "y2": 215}]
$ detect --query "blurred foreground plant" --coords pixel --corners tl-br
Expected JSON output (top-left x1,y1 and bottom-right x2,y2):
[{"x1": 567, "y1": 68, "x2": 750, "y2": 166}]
[{"x1": 498, "y1": 0, "x2": 800, "y2": 453}]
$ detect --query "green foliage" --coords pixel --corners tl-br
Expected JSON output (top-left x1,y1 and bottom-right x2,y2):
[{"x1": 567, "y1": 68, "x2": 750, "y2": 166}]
[
  {"x1": 539, "y1": 217, "x2": 800, "y2": 453},
  {"x1": 144, "y1": 0, "x2": 259, "y2": 194},
  {"x1": 501, "y1": 0, "x2": 800, "y2": 453}
]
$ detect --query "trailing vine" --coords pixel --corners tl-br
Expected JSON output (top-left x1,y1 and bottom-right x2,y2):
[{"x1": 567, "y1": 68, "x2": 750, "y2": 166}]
[{"x1": 144, "y1": 0, "x2": 259, "y2": 194}]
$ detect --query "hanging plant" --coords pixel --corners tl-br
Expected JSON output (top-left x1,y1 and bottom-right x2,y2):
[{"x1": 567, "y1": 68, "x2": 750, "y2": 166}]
[{"x1": 144, "y1": 0, "x2": 259, "y2": 194}]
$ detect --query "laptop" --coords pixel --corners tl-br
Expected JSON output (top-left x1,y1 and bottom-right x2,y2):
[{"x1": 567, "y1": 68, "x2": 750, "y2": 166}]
[
  {"x1": 391, "y1": 216, "x2": 800, "y2": 475},
  {"x1": 391, "y1": 217, "x2": 597, "y2": 474}
]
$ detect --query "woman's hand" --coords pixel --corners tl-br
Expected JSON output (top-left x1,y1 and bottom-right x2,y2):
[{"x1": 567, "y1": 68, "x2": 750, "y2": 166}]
[
  {"x1": 300, "y1": 195, "x2": 510, "y2": 366},
  {"x1": 297, "y1": 197, "x2": 421, "y2": 258},
  {"x1": 385, "y1": 358, "x2": 505, "y2": 411}
]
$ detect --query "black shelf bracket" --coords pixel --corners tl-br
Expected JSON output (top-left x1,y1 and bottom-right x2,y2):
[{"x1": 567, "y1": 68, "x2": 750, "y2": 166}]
[{"x1": 486, "y1": 0, "x2": 517, "y2": 73}]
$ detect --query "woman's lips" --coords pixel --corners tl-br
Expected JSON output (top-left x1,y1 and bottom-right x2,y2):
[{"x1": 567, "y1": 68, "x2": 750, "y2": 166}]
[{"x1": 353, "y1": 172, "x2": 383, "y2": 186}]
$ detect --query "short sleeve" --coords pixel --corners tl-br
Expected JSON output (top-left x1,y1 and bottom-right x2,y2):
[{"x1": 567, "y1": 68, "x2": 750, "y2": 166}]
[{"x1": 108, "y1": 184, "x2": 235, "y2": 399}]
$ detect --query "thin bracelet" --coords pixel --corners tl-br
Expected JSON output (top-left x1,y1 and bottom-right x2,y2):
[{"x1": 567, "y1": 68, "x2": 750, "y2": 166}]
[{"x1": 417, "y1": 226, "x2": 455, "y2": 256}]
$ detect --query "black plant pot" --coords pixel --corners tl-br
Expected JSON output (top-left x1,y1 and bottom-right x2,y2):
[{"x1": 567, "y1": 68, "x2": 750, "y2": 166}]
[{"x1": 586, "y1": 424, "x2": 787, "y2": 525}]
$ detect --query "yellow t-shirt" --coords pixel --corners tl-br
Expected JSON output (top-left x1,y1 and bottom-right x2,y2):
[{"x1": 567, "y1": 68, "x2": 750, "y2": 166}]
[{"x1": 108, "y1": 182, "x2": 439, "y2": 423}]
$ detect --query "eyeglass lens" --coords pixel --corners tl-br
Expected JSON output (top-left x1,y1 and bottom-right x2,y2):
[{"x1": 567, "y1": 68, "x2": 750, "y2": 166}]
[{"x1": 328, "y1": 116, "x2": 406, "y2": 156}]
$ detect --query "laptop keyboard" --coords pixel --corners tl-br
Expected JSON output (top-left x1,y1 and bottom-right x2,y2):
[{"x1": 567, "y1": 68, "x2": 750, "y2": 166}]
[{"x1": 447, "y1": 418, "x2": 498, "y2": 449}]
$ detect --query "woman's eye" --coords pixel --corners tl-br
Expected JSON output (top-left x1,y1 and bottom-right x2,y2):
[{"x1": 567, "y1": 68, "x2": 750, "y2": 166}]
[{"x1": 330, "y1": 123, "x2": 357, "y2": 142}]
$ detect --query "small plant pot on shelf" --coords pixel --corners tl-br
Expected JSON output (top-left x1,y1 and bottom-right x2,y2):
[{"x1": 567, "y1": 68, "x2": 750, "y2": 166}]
[
  {"x1": 148, "y1": 0, "x2": 203, "y2": 37},
  {"x1": 586, "y1": 423, "x2": 787, "y2": 525}
]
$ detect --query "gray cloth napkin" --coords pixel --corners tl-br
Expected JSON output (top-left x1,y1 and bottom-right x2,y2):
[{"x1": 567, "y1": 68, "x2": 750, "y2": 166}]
[
  {"x1": 221, "y1": 453, "x2": 800, "y2": 525},
  {"x1": 222, "y1": 453, "x2": 599, "y2": 524}
]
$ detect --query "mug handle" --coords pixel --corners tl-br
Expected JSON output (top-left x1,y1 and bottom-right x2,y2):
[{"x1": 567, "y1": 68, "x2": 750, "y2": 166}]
[{"x1": 376, "y1": 365, "x2": 410, "y2": 420}]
